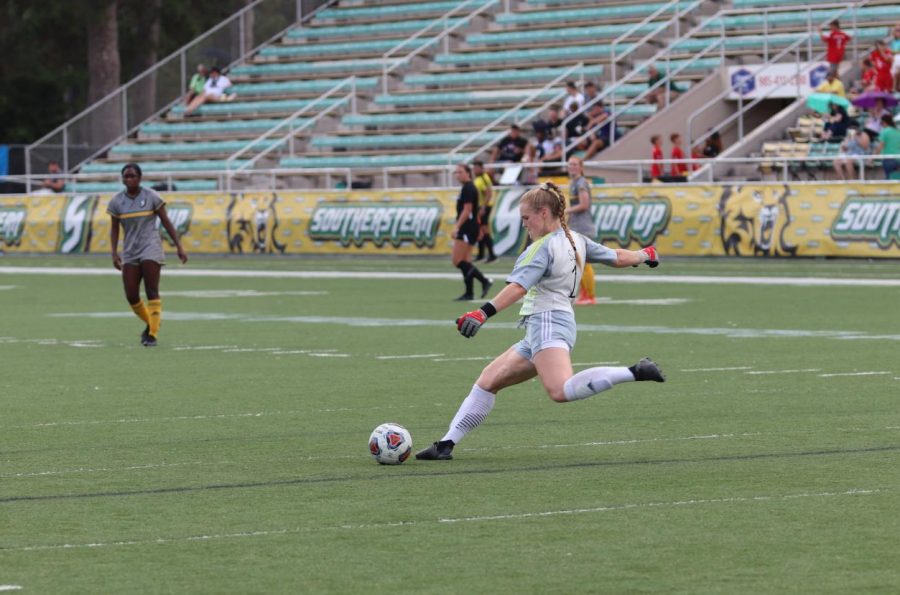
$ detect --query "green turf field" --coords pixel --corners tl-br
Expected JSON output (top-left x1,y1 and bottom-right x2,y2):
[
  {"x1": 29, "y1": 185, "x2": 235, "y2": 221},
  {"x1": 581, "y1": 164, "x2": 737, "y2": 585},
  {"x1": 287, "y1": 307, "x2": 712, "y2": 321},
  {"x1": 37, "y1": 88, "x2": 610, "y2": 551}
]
[{"x1": 1, "y1": 256, "x2": 899, "y2": 593}]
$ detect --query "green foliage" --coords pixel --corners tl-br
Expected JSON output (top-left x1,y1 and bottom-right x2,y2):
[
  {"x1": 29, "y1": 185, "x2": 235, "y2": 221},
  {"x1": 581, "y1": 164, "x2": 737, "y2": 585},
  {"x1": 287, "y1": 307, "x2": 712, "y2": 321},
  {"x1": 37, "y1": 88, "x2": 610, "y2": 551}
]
[
  {"x1": 1, "y1": 256, "x2": 899, "y2": 592},
  {"x1": 0, "y1": 0, "x2": 246, "y2": 144}
]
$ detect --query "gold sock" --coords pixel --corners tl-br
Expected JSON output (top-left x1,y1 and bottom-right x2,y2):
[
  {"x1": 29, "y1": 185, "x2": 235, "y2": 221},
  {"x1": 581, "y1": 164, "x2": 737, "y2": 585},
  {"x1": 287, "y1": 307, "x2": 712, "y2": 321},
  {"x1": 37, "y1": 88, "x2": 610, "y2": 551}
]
[
  {"x1": 130, "y1": 300, "x2": 150, "y2": 325},
  {"x1": 147, "y1": 299, "x2": 162, "y2": 337},
  {"x1": 581, "y1": 263, "x2": 596, "y2": 299}
]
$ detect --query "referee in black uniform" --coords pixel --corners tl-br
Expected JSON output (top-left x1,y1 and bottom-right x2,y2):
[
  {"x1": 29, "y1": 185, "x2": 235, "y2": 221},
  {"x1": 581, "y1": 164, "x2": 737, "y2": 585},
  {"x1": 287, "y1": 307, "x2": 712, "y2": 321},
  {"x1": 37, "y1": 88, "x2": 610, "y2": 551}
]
[{"x1": 451, "y1": 163, "x2": 491, "y2": 301}]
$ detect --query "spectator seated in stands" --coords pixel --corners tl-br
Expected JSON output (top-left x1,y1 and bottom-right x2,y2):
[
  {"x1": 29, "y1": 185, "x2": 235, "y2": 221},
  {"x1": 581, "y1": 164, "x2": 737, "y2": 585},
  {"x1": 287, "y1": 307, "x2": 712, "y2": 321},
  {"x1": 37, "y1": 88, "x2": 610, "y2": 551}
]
[
  {"x1": 536, "y1": 105, "x2": 563, "y2": 136},
  {"x1": 184, "y1": 66, "x2": 235, "y2": 116},
  {"x1": 869, "y1": 41, "x2": 894, "y2": 93},
  {"x1": 850, "y1": 58, "x2": 879, "y2": 97},
  {"x1": 38, "y1": 161, "x2": 65, "y2": 194},
  {"x1": 645, "y1": 64, "x2": 679, "y2": 110},
  {"x1": 702, "y1": 131, "x2": 723, "y2": 159},
  {"x1": 818, "y1": 102, "x2": 849, "y2": 143},
  {"x1": 816, "y1": 69, "x2": 846, "y2": 98},
  {"x1": 583, "y1": 81, "x2": 598, "y2": 106},
  {"x1": 834, "y1": 128, "x2": 871, "y2": 180},
  {"x1": 563, "y1": 83, "x2": 588, "y2": 141},
  {"x1": 490, "y1": 124, "x2": 528, "y2": 165},
  {"x1": 184, "y1": 63, "x2": 208, "y2": 105},
  {"x1": 527, "y1": 121, "x2": 564, "y2": 175},
  {"x1": 583, "y1": 100, "x2": 613, "y2": 160},
  {"x1": 875, "y1": 114, "x2": 900, "y2": 179},
  {"x1": 863, "y1": 98, "x2": 891, "y2": 139}
]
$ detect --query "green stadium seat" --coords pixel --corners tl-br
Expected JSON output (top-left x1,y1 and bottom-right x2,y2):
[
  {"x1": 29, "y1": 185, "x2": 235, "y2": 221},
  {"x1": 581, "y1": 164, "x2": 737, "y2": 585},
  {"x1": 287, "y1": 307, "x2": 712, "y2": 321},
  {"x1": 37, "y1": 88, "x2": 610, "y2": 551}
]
[
  {"x1": 467, "y1": 22, "x2": 663, "y2": 46},
  {"x1": 374, "y1": 89, "x2": 561, "y2": 107},
  {"x1": 230, "y1": 59, "x2": 387, "y2": 78},
  {"x1": 311, "y1": 132, "x2": 497, "y2": 149},
  {"x1": 229, "y1": 78, "x2": 377, "y2": 97},
  {"x1": 434, "y1": 43, "x2": 635, "y2": 66},
  {"x1": 404, "y1": 65, "x2": 604, "y2": 87},
  {"x1": 258, "y1": 37, "x2": 434, "y2": 58},
  {"x1": 81, "y1": 160, "x2": 249, "y2": 173},
  {"x1": 168, "y1": 97, "x2": 347, "y2": 117},
  {"x1": 110, "y1": 139, "x2": 285, "y2": 156},
  {"x1": 65, "y1": 180, "x2": 218, "y2": 193},
  {"x1": 140, "y1": 119, "x2": 290, "y2": 137},
  {"x1": 280, "y1": 153, "x2": 472, "y2": 169},
  {"x1": 286, "y1": 18, "x2": 466, "y2": 40},
  {"x1": 343, "y1": 109, "x2": 533, "y2": 127},
  {"x1": 317, "y1": 0, "x2": 493, "y2": 21},
  {"x1": 705, "y1": 5, "x2": 900, "y2": 30},
  {"x1": 495, "y1": 3, "x2": 670, "y2": 25}
]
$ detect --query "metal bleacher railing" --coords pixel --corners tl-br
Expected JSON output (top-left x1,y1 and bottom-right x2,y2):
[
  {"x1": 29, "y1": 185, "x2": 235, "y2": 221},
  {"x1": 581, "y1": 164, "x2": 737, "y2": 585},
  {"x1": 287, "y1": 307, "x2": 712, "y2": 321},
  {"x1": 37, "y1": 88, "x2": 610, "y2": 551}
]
[
  {"x1": 687, "y1": 0, "x2": 873, "y2": 177},
  {"x1": 24, "y1": 0, "x2": 336, "y2": 192}
]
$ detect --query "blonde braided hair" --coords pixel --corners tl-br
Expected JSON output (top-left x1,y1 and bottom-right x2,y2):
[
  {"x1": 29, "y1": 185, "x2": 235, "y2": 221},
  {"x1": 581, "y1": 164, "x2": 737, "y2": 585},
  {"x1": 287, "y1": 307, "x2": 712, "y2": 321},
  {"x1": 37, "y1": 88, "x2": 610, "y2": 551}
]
[{"x1": 520, "y1": 181, "x2": 582, "y2": 269}]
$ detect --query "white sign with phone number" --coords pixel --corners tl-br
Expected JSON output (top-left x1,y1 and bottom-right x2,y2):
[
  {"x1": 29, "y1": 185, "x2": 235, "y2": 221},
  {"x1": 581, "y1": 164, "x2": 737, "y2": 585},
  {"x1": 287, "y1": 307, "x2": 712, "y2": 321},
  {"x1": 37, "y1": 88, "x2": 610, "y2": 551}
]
[{"x1": 725, "y1": 63, "x2": 831, "y2": 100}]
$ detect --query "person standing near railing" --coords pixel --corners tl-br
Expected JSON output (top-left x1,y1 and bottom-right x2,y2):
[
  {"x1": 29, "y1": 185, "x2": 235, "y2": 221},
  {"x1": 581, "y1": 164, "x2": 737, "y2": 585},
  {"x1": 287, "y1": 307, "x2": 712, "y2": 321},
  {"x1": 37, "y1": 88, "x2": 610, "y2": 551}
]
[
  {"x1": 567, "y1": 157, "x2": 596, "y2": 306},
  {"x1": 451, "y1": 163, "x2": 492, "y2": 302},
  {"x1": 875, "y1": 114, "x2": 900, "y2": 180},
  {"x1": 818, "y1": 20, "x2": 851, "y2": 71},
  {"x1": 473, "y1": 160, "x2": 497, "y2": 264},
  {"x1": 670, "y1": 133, "x2": 688, "y2": 179},
  {"x1": 649, "y1": 135, "x2": 665, "y2": 180}
]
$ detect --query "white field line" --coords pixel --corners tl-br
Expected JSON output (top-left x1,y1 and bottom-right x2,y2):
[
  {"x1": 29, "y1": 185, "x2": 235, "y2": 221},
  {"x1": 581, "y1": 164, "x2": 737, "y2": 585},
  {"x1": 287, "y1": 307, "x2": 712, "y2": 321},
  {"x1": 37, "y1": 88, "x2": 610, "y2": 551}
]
[
  {"x1": 1, "y1": 488, "x2": 886, "y2": 553},
  {"x1": 0, "y1": 285, "x2": 18, "y2": 290},
  {"x1": 376, "y1": 353, "x2": 445, "y2": 360},
  {"x1": 572, "y1": 361, "x2": 620, "y2": 367},
  {"x1": 42, "y1": 313, "x2": 900, "y2": 342},
  {"x1": 3, "y1": 266, "x2": 900, "y2": 287},
  {"x1": 745, "y1": 368, "x2": 821, "y2": 375},
  {"x1": 163, "y1": 290, "x2": 327, "y2": 298},
  {"x1": 1, "y1": 461, "x2": 227, "y2": 479},
  {"x1": 681, "y1": 366, "x2": 753, "y2": 372},
  {"x1": 0, "y1": 587, "x2": 23, "y2": 592},
  {"x1": 819, "y1": 371, "x2": 891, "y2": 377},
  {"x1": 432, "y1": 356, "x2": 494, "y2": 362}
]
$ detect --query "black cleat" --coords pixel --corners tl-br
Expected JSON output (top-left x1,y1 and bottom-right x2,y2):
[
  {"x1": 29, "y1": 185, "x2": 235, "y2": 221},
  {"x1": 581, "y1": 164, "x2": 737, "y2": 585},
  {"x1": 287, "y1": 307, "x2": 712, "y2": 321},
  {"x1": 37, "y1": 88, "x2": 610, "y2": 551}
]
[
  {"x1": 480, "y1": 278, "x2": 493, "y2": 298},
  {"x1": 415, "y1": 440, "x2": 454, "y2": 460},
  {"x1": 143, "y1": 335, "x2": 158, "y2": 347},
  {"x1": 454, "y1": 293, "x2": 474, "y2": 301},
  {"x1": 140, "y1": 325, "x2": 150, "y2": 345},
  {"x1": 631, "y1": 357, "x2": 665, "y2": 382},
  {"x1": 485, "y1": 256, "x2": 498, "y2": 263}
]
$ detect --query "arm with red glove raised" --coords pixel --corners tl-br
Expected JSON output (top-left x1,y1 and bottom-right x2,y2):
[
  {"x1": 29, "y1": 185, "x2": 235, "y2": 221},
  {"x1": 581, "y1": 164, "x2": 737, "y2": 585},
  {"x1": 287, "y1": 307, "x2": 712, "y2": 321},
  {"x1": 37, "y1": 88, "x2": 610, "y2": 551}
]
[
  {"x1": 456, "y1": 282, "x2": 527, "y2": 338},
  {"x1": 611, "y1": 246, "x2": 659, "y2": 268}
]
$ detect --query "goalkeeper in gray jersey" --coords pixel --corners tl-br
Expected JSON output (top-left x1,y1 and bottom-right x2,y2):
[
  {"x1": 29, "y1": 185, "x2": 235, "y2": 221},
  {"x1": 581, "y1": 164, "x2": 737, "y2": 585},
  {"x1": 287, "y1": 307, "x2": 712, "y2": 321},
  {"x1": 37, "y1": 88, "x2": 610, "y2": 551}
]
[{"x1": 417, "y1": 182, "x2": 665, "y2": 460}]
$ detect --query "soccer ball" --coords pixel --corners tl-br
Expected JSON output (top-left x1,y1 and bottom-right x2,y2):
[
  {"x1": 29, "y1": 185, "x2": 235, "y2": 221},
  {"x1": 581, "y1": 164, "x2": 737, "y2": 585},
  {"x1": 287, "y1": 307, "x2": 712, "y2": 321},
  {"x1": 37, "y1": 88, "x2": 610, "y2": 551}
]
[{"x1": 368, "y1": 423, "x2": 413, "y2": 465}]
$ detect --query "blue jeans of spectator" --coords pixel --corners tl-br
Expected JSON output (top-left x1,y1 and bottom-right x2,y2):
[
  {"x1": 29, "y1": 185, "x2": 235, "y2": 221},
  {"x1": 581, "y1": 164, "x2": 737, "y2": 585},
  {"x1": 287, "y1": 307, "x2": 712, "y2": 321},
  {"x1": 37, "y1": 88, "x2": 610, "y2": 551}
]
[{"x1": 883, "y1": 159, "x2": 899, "y2": 179}]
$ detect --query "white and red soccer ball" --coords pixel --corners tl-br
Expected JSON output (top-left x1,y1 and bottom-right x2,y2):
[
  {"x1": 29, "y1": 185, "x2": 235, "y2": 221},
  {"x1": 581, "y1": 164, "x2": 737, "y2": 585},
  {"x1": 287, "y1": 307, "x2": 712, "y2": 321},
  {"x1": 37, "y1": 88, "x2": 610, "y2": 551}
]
[{"x1": 368, "y1": 423, "x2": 412, "y2": 465}]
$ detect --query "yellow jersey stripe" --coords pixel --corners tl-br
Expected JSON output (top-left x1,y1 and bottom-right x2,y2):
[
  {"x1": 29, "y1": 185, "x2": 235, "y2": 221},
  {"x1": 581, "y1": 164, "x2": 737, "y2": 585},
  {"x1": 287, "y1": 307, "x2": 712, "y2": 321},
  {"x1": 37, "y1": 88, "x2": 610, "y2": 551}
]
[{"x1": 118, "y1": 210, "x2": 156, "y2": 220}]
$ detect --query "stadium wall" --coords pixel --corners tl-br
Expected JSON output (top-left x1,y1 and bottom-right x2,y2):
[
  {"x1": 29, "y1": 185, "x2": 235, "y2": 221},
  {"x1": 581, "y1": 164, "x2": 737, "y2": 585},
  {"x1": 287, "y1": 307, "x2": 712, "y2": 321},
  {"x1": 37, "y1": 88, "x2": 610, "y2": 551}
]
[{"x1": 1, "y1": 183, "x2": 898, "y2": 258}]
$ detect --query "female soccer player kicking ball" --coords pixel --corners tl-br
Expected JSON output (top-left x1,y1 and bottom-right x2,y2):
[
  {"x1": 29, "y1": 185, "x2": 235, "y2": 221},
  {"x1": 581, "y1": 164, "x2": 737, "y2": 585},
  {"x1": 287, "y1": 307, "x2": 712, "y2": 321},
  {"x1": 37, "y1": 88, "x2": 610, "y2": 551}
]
[
  {"x1": 416, "y1": 182, "x2": 664, "y2": 460},
  {"x1": 108, "y1": 163, "x2": 188, "y2": 346}
]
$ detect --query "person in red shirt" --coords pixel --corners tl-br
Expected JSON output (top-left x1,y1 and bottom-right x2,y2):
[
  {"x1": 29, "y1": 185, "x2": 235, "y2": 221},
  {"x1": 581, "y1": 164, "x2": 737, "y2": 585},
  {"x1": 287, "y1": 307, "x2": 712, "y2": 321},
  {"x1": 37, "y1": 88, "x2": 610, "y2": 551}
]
[
  {"x1": 670, "y1": 133, "x2": 688, "y2": 177},
  {"x1": 870, "y1": 41, "x2": 894, "y2": 92},
  {"x1": 819, "y1": 20, "x2": 851, "y2": 69},
  {"x1": 650, "y1": 135, "x2": 664, "y2": 179}
]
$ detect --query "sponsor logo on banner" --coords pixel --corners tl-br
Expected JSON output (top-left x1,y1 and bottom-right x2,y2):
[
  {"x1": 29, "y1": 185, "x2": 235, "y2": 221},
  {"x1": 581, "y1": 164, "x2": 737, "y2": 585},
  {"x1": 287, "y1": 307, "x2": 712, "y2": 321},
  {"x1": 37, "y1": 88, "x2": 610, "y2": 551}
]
[
  {"x1": 725, "y1": 63, "x2": 829, "y2": 99},
  {"x1": 227, "y1": 193, "x2": 286, "y2": 254},
  {"x1": 593, "y1": 199, "x2": 670, "y2": 246},
  {"x1": 158, "y1": 202, "x2": 193, "y2": 246},
  {"x1": 0, "y1": 206, "x2": 27, "y2": 247},
  {"x1": 308, "y1": 202, "x2": 443, "y2": 248},
  {"x1": 719, "y1": 185, "x2": 798, "y2": 256},
  {"x1": 831, "y1": 198, "x2": 900, "y2": 248},
  {"x1": 58, "y1": 195, "x2": 99, "y2": 253}
]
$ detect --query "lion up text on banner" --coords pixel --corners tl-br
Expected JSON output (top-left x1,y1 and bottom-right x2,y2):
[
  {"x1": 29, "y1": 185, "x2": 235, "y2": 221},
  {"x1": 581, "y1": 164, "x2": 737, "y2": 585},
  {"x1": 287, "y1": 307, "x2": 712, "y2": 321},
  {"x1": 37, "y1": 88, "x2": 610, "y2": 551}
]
[{"x1": 1, "y1": 184, "x2": 898, "y2": 258}]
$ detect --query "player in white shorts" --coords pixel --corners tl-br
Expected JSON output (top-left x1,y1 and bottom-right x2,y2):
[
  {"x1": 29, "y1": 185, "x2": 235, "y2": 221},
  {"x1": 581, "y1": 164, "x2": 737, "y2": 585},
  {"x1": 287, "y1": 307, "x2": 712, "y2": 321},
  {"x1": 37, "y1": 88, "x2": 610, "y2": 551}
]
[{"x1": 417, "y1": 182, "x2": 665, "y2": 460}]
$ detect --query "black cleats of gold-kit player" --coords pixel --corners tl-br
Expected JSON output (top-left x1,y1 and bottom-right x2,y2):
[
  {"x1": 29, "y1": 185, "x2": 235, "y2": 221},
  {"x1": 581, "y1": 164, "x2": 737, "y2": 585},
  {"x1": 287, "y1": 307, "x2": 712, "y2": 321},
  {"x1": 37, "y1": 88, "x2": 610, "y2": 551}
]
[
  {"x1": 143, "y1": 335, "x2": 158, "y2": 347},
  {"x1": 415, "y1": 440, "x2": 454, "y2": 460},
  {"x1": 140, "y1": 325, "x2": 150, "y2": 345},
  {"x1": 630, "y1": 357, "x2": 665, "y2": 382}
]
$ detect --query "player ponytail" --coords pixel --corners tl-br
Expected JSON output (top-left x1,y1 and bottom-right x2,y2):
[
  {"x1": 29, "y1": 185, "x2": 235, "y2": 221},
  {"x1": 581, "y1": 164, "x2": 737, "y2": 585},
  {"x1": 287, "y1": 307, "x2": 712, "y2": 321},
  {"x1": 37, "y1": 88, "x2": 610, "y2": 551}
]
[{"x1": 520, "y1": 182, "x2": 582, "y2": 269}]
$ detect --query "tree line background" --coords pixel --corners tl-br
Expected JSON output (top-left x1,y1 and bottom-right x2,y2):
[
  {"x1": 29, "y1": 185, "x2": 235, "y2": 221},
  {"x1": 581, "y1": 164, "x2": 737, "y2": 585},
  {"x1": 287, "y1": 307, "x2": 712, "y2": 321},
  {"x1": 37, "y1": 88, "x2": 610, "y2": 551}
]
[{"x1": 0, "y1": 0, "x2": 251, "y2": 145}]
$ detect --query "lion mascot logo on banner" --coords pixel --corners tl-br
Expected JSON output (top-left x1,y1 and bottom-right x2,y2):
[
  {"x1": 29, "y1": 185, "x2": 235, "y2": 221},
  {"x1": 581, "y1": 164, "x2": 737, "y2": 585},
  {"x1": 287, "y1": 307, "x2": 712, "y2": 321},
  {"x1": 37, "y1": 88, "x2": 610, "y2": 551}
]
[
  {"x1": 226, "y1": 193, "x2": 286, "y2": 254},
  {"x1": 718, "y1": 184, "x2": 798, "y2": 257}
]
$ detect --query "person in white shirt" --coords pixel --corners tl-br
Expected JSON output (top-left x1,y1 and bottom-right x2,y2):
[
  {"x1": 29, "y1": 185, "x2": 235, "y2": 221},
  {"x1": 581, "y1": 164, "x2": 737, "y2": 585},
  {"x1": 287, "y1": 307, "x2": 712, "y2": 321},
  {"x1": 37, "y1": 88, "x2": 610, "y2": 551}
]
[
  {"x1": 184, "y1": 66, "x2": 235, "y2": 116},
  {"x1": 563, "y1": 81, "x2": 585, "y2": 114},
  {"x1": 416, "y1": 182, "x2": 665, "y2": 461}
]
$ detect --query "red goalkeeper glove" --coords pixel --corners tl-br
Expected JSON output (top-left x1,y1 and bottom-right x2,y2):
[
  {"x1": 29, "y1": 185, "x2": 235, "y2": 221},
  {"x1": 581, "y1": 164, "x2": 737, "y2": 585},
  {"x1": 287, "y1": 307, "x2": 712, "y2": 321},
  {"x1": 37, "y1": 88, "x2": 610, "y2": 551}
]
[
  {"x1": 636, "y1": 246, "x2": 659, "y2": 268},
  {"x1": 456, "y1": 309, "x2": 488, "y2": 338}
]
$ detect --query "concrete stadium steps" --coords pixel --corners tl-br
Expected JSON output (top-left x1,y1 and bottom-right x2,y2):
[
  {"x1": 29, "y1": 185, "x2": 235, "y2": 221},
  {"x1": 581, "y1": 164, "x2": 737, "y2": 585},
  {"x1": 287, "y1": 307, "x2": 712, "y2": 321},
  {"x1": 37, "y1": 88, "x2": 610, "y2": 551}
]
[
  {"x1": 108, "y1": 139, "x2": 290, "y2": 160},
  {"x1": 465, "y1": 21, "x2": 665, "y2": 47},
  {"x1": 80, "y1": 160, "x2": 249, "y2": 175},
  {"x1": 280, "y1": 153, "x2": 474, "y2": 169},
  {"x1": 167, "y1": 97, "x2": 349, "y2": 119},
  {"x1": 313, "y1": 0, "x2": 495, "y2": 24},
  {"x1": 229, "y1": 59, "x2": 389, "y2": 82}
]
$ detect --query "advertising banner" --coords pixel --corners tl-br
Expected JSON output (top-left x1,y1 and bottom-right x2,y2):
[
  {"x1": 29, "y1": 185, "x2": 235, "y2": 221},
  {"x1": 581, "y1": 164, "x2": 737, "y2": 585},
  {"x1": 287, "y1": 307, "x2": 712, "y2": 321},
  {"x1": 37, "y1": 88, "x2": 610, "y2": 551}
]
[
  {"x1": 1, "y1": 184, "x2": 898, "y2": 258},
  {"x1": 725, "y1": 62, "x2": 830, "y2": 100}
]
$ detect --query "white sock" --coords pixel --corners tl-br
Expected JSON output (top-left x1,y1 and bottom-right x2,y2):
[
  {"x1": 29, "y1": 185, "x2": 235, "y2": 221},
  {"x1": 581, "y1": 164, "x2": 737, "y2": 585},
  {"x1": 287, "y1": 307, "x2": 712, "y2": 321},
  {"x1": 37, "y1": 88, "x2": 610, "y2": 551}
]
[
  {"x1": 441, "y1": 384, "x2": 496, "y2": 444},
  {"x1": 563, "y1": 367, "x2": 635, "y2": 401}
]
